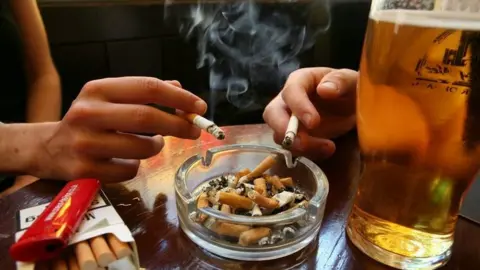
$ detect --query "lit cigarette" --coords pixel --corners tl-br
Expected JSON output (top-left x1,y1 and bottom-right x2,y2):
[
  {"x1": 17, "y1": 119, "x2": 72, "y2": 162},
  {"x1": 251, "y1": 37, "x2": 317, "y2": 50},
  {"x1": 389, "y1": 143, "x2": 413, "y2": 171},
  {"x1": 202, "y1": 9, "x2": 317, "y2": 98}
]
[
  {"x1": 106, "y1": 234, "x2": 133, "y2": 259},
  {"x1": 238, "y1": 155, "x2": 277, "y2": 184},
  {"x1": 247, "y1": 190, "x2": 279, "y2": 209},
  {"x1": 51, "y1": 258, "x2": 68, "y2": 270},
  {"x1": 282, "y1": 115, "x2": 299, "y2": 148},
  {"x1": 238, "y1": 227, "x2": 272, "y2": 246},
  {"x1": 89, "y1": 236, "x2": 116, "y2": 267},
  {"x1": 266, "y1": 175, "x2": 285, "y2": 191},
  {"x1": 68, "y1": 254, "x2": 80, "y2": 270},
  {"x1": 279, "y1": 177, "x2": 294, "y2": 188},
  {"x1": 196, "y1": 192, "x2": 210, "y2": 223},
  {"x1": 184, "y1": 113, "x2": 225, "y2": 140},
  {"x1": 216, "y1": 191, "x2": 254, "y2": 210},
  {"x1": 253, "y1": 178, "x2": 267, "y2": 196},
  {"x1": 212, "y1": 222, "x2": 252, "y2": 238},
  {"x1": 74, "y1": 241, "x2": 97, "y2": 270}
]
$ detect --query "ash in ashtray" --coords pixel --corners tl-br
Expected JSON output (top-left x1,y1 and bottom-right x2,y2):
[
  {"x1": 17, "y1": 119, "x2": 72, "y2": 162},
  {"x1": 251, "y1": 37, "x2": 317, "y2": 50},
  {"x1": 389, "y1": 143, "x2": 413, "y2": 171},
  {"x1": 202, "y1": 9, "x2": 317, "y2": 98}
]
[{"x1": 194, "y1": 170, "x2": 310, "y2": 247}]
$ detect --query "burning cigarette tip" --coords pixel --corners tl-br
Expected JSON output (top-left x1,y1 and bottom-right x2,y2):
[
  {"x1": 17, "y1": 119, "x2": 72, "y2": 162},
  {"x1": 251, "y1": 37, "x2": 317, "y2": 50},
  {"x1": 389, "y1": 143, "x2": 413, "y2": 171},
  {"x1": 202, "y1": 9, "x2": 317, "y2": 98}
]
[
  {"x1": 210, "y1": 126, "x2": 225, "y2": 140},
  {"x1": 185, "y1": 113, "x2": 225, "y2": 140},
  {"x1": 282, "y1": 115, "x2": 299, "y2": 148}
]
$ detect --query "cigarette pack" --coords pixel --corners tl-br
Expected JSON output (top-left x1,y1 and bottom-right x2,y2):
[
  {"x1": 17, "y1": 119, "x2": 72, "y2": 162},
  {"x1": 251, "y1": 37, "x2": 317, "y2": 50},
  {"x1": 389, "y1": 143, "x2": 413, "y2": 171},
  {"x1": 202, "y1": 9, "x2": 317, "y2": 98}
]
[{"x1": 13, "y1": 191, "x2": 140, "y2": 270}]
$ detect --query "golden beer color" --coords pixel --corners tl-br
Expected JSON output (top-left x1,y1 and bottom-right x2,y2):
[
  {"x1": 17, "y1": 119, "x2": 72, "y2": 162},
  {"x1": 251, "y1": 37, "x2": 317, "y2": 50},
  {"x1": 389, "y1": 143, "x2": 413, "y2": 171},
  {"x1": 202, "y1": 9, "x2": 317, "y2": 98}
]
[{"x1": 347, "y1": 9, "x2": 480, "y2": 268}]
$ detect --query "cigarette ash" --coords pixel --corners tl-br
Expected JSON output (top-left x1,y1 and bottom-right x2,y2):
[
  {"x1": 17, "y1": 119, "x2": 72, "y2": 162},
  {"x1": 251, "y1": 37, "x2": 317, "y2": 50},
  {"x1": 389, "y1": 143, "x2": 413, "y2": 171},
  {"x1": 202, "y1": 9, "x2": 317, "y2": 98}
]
[{"x1": 195, "y1": 172, "x2": 310, "y2": 247}]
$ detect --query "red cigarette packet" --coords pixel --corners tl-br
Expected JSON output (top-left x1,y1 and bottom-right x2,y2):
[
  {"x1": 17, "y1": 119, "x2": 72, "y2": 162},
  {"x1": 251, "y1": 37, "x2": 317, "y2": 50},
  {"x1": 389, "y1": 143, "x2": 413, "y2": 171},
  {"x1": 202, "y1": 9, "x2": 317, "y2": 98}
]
[{"x1": 9, "y1": 178, "x2": 100, "y2": 262}]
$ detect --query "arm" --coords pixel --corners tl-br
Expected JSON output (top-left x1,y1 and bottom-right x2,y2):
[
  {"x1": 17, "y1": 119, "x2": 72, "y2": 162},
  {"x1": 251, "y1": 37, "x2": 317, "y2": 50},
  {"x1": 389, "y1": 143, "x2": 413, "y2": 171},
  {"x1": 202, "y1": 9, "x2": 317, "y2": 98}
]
[
  {"x1": 10, "y1": 0, "x2": 61, "y2": 122},
  {"x1": 0, "y1": 122, "x2": 54, "y2": 175}
]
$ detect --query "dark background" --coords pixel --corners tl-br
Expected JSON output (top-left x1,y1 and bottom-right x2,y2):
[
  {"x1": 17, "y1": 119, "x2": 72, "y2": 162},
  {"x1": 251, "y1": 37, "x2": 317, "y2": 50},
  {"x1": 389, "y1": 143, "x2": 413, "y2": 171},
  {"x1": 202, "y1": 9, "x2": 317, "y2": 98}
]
[{"x1": 37, "y1": 0, "x2": 371, "y2": 125}]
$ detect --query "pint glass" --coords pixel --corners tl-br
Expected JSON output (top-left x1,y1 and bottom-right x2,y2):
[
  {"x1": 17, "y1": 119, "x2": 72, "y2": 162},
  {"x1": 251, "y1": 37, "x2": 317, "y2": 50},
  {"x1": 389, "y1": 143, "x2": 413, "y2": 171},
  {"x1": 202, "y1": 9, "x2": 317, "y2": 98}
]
[{"x1": 346, "y1": 0, "x2": 480, "y2": 269}]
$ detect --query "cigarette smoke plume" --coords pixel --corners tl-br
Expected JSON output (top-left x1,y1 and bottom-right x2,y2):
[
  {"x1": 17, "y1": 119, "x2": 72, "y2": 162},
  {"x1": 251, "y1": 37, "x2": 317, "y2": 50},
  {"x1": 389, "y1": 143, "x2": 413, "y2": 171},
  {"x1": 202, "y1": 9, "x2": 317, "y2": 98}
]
[{"x1": 165, "y1": 0, "x2": 330, "y2": 112}]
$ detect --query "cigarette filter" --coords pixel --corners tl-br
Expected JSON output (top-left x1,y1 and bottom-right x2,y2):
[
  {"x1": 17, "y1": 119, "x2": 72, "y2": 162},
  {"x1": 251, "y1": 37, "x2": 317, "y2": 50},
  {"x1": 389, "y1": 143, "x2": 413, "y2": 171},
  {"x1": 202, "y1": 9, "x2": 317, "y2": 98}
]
[
  {"x1": 10, "y1": 179, "x2": 100, "y2": 262},
  {"x1": 185, "y1": 113, "x2": 225, "y2": 140},
  {"x1": 238, "y1": 227, "x2": 272, "y2": 246}
]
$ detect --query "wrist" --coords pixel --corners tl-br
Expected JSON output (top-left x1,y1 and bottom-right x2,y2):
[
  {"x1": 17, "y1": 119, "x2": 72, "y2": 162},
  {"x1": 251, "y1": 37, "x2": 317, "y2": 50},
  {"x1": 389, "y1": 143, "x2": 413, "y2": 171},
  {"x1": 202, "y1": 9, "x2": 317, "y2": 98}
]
[{"x1": 0, "y1": 122, "x2": 57, "y2": 176}]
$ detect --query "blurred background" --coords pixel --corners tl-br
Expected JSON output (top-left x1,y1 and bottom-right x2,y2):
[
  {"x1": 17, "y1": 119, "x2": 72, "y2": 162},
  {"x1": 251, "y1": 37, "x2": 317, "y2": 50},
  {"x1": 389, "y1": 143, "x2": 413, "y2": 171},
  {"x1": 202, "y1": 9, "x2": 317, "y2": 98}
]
[{"x1": 35, "y1": 0, "x2": 371, "y2": 126}]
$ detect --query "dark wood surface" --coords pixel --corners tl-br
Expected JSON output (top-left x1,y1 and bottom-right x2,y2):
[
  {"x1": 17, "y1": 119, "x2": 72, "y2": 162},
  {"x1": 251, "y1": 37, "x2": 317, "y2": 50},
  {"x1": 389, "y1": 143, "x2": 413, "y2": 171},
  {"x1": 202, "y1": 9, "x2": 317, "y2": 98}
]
[{"x1": 0, "y1": 124, "x2": 479, "y2": 269}]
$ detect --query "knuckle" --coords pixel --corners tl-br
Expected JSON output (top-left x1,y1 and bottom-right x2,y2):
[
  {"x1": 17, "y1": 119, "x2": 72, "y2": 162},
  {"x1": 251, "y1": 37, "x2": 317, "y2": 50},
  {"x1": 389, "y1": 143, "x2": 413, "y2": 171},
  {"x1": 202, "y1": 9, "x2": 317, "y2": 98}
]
[
  {"x1": 139, "y1": 77, "x2": 161, "y2": 93},
  {"x1": 132, "y1": 106, "x2": 154, "y2": 126},
  {"x1": 66, "y1": 101, "x2": 93, "y2": 123},
  {"x1": 81, "y1": 80, "x2": 100, "y2": 96}
]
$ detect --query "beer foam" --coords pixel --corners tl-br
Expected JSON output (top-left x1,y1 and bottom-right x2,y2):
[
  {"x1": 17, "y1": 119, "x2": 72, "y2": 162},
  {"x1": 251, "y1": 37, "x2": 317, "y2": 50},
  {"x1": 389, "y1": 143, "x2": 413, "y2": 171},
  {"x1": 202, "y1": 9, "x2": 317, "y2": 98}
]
[{"x1": 370, "y1": 9, "x2": 480, "y2": 31}]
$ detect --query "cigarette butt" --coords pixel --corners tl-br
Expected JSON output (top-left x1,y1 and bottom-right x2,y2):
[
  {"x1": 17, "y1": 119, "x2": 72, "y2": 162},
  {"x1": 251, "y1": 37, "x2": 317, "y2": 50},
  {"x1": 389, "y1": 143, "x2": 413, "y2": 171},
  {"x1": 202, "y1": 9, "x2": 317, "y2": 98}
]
[
  {"x1": 68, "y1": 255, "x2": 80, "y2": 270},
  {"x1": 196, "y1": 192, "x2": 210, "y2": 223},
  {"x1": 247, "y1": 155, "x2": 277, "y2": 179},
  {"x1": 90, "y1": 236, "x2": 116, "y2": 267},
  {"x1": 272, "y1": 191, "x2": 296, "y2": 208},
  {"x1": 212, "y1": 222, "x2": 251, "y2": 238},
  {"x1": 216, "y1": 191, "x2": 254, "y2": 210},
  {"x1": 292, "y1": 200, "x2": 309, "y2": 209},
  {"x1": 279, "y1": 177, "x2": 294, "y2": 187},
  {"x1": 266, "y1": 175, "x2": 285, "y2": 191},
  {"x1": 51, "y1": 258, "x2": 68, "y2": 270},
  {"x1": 253, "y1": 178, "x2": 267, "y2": 195},
  {"x1": 236, "y1": 169, "x2": 251, "y2": 179},
  {"x1": 233, "y1": 168, "x2": 251, "y2": 186},
  {"x1": 75, "y1": 241, "x2": 97, "y2": 270},
  {"x1": 238, "y1": 227, "x2": 272, "y2": 246},
  {"x1": 106, "y1": 234, "x2": 133, "y2": 259},
  {"x1": 251, "y1": 204, "x2": 262, "y2": 216},
  {"x1": 247, "y1": 190, "x2": 279, "y2": 209},
  {"x1": 220, "y1": 204, "x2": 231, "y2": 214}
]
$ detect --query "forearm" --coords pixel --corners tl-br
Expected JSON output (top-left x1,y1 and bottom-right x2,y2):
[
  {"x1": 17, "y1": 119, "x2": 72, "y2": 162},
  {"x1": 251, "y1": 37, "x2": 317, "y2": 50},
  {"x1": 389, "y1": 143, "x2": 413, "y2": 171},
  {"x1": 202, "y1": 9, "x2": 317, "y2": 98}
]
[
  {"x1": 0, "y1": 123, "x2": 52, "y2": 175},
  {"x1": 27, "y1": 72, "x2": 62, "y2": 122}
]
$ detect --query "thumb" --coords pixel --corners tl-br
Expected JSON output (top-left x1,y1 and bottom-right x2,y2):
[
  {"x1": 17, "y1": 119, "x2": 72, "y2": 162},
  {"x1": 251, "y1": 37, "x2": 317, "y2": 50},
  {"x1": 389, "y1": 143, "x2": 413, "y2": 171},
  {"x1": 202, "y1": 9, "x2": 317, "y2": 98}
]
[{"x1": 316, "y1": 69, "x2": 358, "y2": 99}]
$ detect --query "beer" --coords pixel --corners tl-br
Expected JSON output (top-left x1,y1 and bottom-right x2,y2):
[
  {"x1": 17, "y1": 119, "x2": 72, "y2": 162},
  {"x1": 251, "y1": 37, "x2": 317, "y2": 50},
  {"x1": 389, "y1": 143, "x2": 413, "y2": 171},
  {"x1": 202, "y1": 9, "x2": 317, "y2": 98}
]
[{"x1": 347, "y1": 9, "x2": 480, "y2": 268}]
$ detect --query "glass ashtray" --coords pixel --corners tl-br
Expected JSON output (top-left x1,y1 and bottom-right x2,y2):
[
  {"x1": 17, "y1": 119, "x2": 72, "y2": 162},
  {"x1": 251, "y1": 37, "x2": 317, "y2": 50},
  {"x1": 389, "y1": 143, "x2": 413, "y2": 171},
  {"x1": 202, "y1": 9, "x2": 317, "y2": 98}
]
[{"x1": 175, "y1": 144, "x2": 329, "y2": 261}]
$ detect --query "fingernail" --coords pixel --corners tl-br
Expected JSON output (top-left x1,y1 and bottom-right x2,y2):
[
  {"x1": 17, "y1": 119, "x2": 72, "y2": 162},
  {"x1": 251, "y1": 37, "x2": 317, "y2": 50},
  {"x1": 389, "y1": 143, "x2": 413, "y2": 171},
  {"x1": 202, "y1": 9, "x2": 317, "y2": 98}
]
[
  {"x1": 321, "y1": 81, "x2": 338, "y2": 92},
  {"x1": 195, "y1": 100, "x2": 207, "y2": 114},
  {"x1": 303, "y1": 113, "x2": 312, "y2": 127}
]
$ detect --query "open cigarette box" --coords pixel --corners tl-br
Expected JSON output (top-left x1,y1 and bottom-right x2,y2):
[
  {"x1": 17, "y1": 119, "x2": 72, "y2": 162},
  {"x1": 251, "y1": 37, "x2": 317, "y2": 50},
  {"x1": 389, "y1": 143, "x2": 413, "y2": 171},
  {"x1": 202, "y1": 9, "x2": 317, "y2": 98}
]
[{"x1": 13, "y1": 191, "x2": 141, "y2": 270}]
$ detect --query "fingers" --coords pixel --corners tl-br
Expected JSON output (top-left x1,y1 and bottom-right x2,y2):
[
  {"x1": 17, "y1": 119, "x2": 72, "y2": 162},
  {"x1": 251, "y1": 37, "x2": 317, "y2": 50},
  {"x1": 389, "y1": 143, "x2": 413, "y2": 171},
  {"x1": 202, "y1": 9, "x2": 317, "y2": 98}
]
[
  {"x1": 165, "y1": 80, "x2": 182, "y2": 88},
  {"x1": 316, "y1": 69, "x2": 358, "y2": 99},
  {"x1": 69, "y1": 158, "x2": 141, "y2": 183},
  {"x1": 262, "y1": 95, "x2": 291, "y2": 136},
  {"x1": 281, "y1": 68, "x2": 332, "y2": 129},
  {"x1": 66, "y1": 102, "x2": 201, "y2": 139},
  {"x1": 273, "y1": 131, "x2": 336, "y2": 160},
  {"x1": 74, "y1": 132, "x2": 165, "y2": 160},
  {"x1": 81, "y1": 77, "x2": 206, "y2": 115}
]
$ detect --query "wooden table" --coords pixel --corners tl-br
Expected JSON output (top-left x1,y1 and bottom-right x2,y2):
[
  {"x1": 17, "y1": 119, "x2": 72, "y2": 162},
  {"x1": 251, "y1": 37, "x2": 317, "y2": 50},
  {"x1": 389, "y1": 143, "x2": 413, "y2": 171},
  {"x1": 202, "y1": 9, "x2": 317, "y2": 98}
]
[{"x1": 1, "y1": 124, "x2": 479, "y2": 269}]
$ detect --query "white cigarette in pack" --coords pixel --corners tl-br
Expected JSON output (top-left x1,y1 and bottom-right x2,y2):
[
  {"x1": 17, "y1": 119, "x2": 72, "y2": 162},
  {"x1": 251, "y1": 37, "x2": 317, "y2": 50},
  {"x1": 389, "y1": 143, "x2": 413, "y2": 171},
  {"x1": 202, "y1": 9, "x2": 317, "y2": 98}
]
[
  {"x1": 184, "y1": 113, "x2": 225, "y2": 140},
  {"x1": 282, "y1": 115, "x2": 299, "y2": 148}
]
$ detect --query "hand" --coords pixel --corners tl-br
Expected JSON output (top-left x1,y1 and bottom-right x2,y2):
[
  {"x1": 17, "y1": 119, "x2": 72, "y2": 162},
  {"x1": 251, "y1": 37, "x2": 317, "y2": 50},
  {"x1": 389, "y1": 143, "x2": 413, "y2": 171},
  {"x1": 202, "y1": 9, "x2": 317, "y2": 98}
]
[
  {"x1": 263, "y1": 68, "x2": 358, "y2": 160},
  {"x1": 32, "y1": 77, "x2": 207, "y2": 183}
]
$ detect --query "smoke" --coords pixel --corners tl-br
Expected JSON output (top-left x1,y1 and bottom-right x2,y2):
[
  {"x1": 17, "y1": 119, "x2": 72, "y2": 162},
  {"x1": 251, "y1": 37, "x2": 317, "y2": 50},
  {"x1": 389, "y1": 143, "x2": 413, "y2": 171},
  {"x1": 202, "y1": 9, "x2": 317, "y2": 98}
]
[{"x1": 165, "y1": 0, "x2": 330, "y2": 110}]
